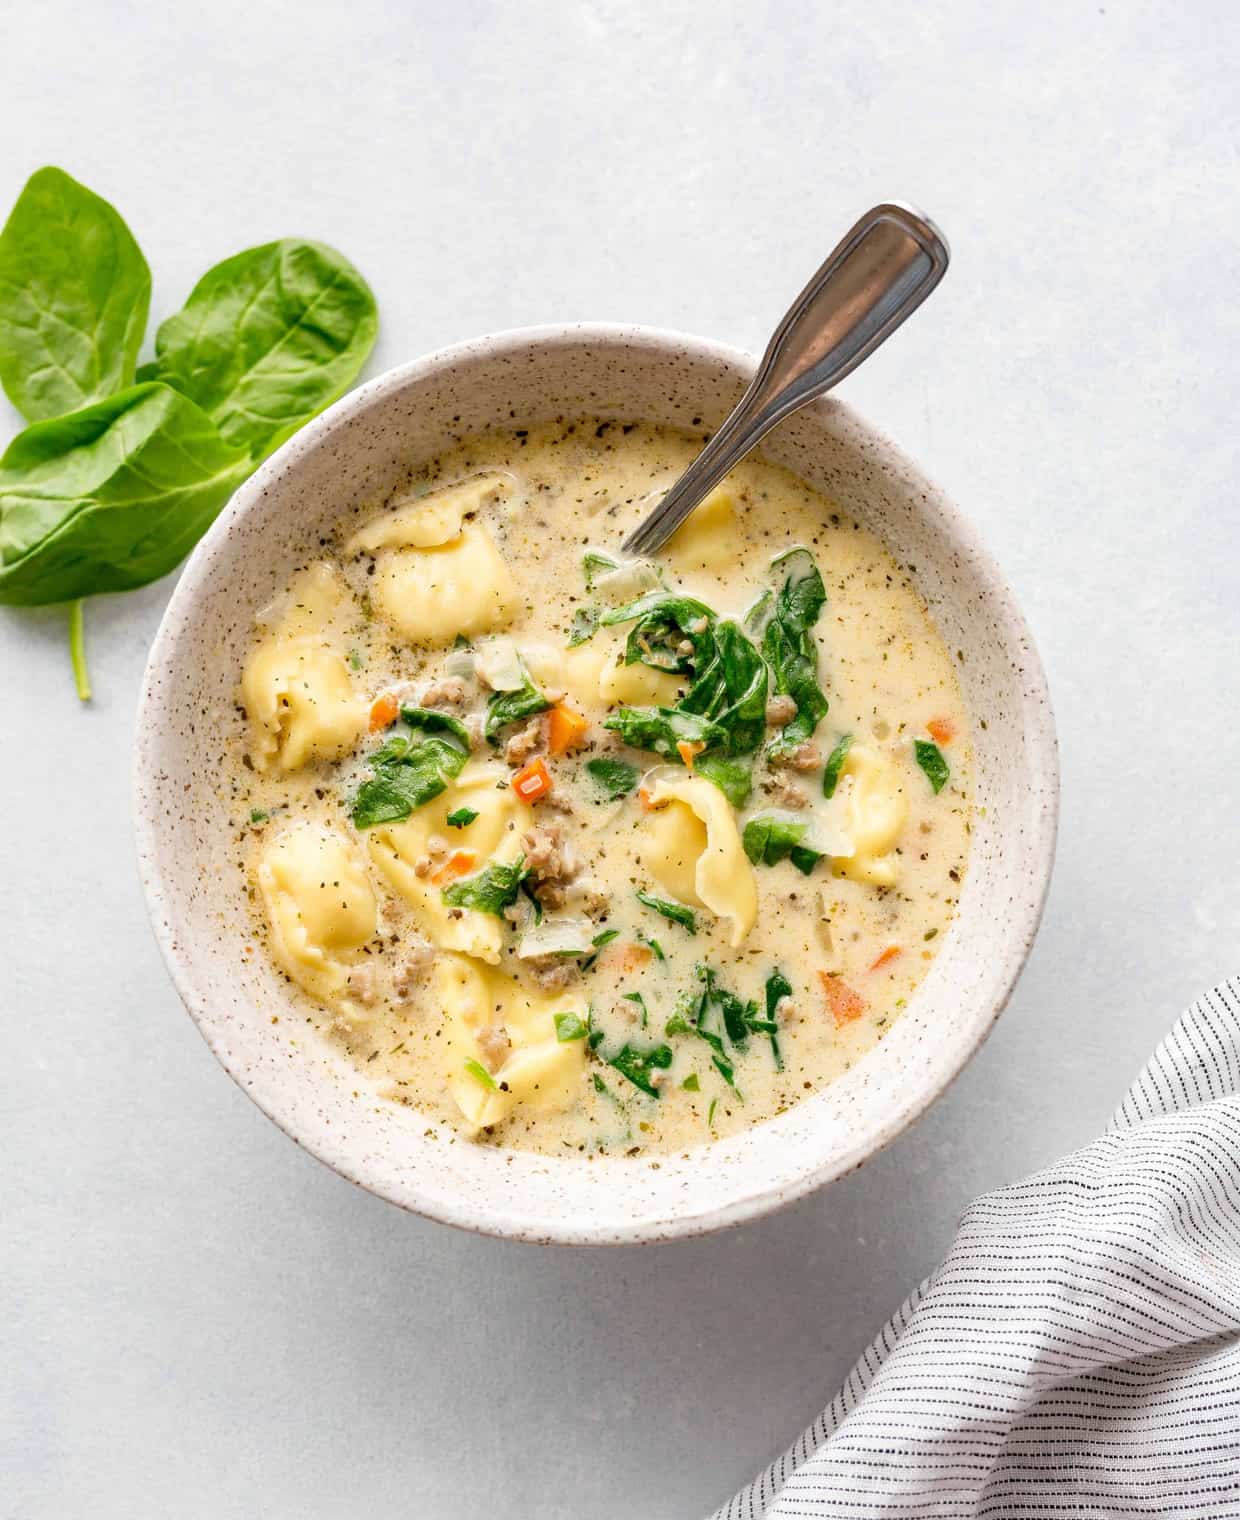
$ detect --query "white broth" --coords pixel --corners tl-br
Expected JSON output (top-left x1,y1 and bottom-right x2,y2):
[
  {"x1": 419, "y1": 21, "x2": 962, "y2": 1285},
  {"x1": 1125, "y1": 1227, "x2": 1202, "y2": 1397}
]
[{"x1": 228, "y1": 419, "x2": 971, "y2": 1158}]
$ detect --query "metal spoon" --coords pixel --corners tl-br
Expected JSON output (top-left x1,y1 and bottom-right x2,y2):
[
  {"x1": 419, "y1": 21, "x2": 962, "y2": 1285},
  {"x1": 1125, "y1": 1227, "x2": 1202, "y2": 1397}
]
[{"x1": 622, "y1": 202, "x2": 949, "y2": 556}]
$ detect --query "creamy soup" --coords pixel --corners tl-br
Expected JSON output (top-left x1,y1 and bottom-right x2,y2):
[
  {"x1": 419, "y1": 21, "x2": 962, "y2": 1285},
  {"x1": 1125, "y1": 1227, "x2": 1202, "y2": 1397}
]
[{"x1": 229, "y1": 420, "x2": 971, "y2": 1157}]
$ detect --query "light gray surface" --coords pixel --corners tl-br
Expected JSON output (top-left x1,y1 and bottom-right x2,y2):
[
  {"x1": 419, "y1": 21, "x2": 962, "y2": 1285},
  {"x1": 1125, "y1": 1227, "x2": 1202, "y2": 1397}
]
[{"x1": 4, "y1": 3, "x2": 1238, "y2": 1516}]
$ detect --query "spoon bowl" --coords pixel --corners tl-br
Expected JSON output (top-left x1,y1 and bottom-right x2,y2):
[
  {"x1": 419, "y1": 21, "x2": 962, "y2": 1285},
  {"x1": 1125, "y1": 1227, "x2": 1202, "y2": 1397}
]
[{"x1": 624, "y1": 204, "x2": 949, "y2": 556}]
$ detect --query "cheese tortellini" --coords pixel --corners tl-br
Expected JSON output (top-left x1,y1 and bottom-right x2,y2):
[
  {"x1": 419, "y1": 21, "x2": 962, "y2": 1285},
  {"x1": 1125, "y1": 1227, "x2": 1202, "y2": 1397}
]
[
  {"x1": 371, "y1": 524, "x2": 517, "y2": 646},
  {"x1": 526, "y1": 632, "x2": 683, "y2": 713},
  {"x1": 367, "y1": 765, "x2": 532, "y2": 964},
  {"x1": 348, "y1": 475, "x2": 518, "y2": 646},
  {"x1": 831, "y1": 742, "x2": 909, "y2": 886},
  {"x1": 344, "y1": 473, "x2": 512, "y2": 555},
  {"x1": 640, "y1": 771, "x2": 758, "y2": 946},
  {"x1": 664, "y1": 488, "x2": 739, "y2": 575},
  {"x1": 257, "y1": 825, "x2": 378, "y2": 1004},
  {"x1": 240, "y1": 563, "x2": 367, "y2": 773},
  {"x1": 437, "y1": 954, "x2": 586, "y2": 1128}
]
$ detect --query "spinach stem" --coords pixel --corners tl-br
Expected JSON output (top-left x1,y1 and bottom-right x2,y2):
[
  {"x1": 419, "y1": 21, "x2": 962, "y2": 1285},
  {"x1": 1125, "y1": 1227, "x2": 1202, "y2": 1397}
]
[{"x1": 68, "y1": 598, "x2": 92, "y2": 701}]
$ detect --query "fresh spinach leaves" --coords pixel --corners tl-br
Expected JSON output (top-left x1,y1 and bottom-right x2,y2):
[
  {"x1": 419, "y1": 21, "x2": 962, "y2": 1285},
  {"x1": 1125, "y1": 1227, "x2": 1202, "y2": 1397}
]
[
  {"x1": 762, "y1": 547, "x2": 828, "y2": 754},
  {"x1": 584, "y1": 756, "x2": 640, "y2": 799},
  {"x1": 0, "y1": 383, "x2": 250, "y2": 604},
  {"x1": 742, "y1": 813, "x2": 823, "y2": 876},
  {"x1": 350, "y1": 709, "x2": 470, "y2": 828},
  {"x1": 554, "y1": 1011, "x2": 589, "y2": 1043},
  {"x1": 607, "y1": 1041, "x2": 673, "y2": 1097},
  {"x1": 636, "y1": 889, "x2": 697, "y2": 934},
  {"x1": 582, "y1": 550, "x2": 619, "y2": 589},
  {"x1": 442, "y1": 854, "x2": 529, "y2": 917},
  {"x1": 913, "y1": 738, "x2": 950, "y2": 793},
  {"x1": 763, "y1": 970, "x2": 791, "y2": 1072},
  {"x1": 446, "y1": 807, "x2": 479, "y2": 829},
  {"x1": 568, "y1": 605, "x2": 600, "y2": 646},
  {"x1": 483, "y1": 657, "x2": 550, "y2": 742},
  {"x1": 664, "y1": 964, "x2": 777, "y2": 1092},
  {"x1": 822, "y1": 733, "x2": 854, "y2": 798},
  {"x1": 602, "y1": 592, "x2": 768, "y2": 805},
  {"x1": 0, "y1": 167, "x2": 151, "y2": 422},
  {"x1": 0, "y1": 166, "x2": 377, "y2": 699},
  {"x1": 142, "y1": 239, "x2": 378, "y2": 462}
]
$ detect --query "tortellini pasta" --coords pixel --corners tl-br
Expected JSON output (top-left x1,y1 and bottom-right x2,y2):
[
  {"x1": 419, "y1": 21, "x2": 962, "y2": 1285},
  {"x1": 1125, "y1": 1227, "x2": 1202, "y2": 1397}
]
[
  {"x1": 257, "y1": 825, "x2": 378, "y2": 1004},
  {"x1": 437, "y1": 954, "x2": 586, "y2": 1128},
  {"x1": 664, "y1": 487, "x2": 739, "y2": 575},
  {"x1": 241, "y1": 562, "x2": 366, "y2": 773},
  {"x1": 370, "y1": 524, "x2": 518, "y2": 645},
  {"x1": 525, "y1": 632, "x2": 683, "y2": 713},
  {"x1": 831, "y1": 742, "x2": 909, "y2": 886},
  {"x1": 641, "y1": 770, "x2": 757, "y2": 946},
  {"x1": 367, "y1": 765, "x2": 532, "y2": 963},
  {"x1": 344, "y1": 473, "x2": 512, "y2": 554}
]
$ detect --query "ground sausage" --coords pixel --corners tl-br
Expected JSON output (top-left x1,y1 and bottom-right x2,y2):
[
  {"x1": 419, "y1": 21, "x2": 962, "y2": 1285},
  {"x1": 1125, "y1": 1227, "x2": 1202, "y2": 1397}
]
[
  {"x1": 420, "y1": 676, "x2": 468, "y2": 709},
  {"x1": 768, "y1": 739, "x2": 821, "y2": 772},
  {"x1": 475, "y1": 1025, "x2": 511, "y2": 1073},
  {"x1": 761, "y1": 776, "x2": 809, "y2": 808},
  {"x1": 525, "y1": 956, "x2": 580, "y2": 992},
  {"x1": 390, "y1": 938, "x2": 434, "y2": 1000},
  {"x1": 765, "y1": 694, "x2": 797, "y2": 726},
  {"x1": 504, "y1": 715, "x2": 546, "y2": 766}
]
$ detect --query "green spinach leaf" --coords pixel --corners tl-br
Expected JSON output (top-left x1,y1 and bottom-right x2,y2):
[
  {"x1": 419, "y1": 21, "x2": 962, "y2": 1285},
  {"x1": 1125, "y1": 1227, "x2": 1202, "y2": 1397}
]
[
  {"x1": 568, "y1": 605, "x2": 600, "y2": 646},
  {"x1": 607, "y1": 1041, "x2": 673, "y2": 1097},
  {"x1": 0, "y1": 382, "x2": 249, "y2": 606},
  {"x1": 762, "y1": 547, "x2": 828, "y2": 753},
  {"x1": 914, "y1": 738, "x2": 950, "y2": 793},
  {"x1": 636, "y1": 889, "x2": 697, "y2": 934},
  {"x1": 446, "y1": 807, "x2": 479, "y2": 829},
  {"x1": 483, "y1": 657, "x2": 550, "y2": 742},
  {"x1": 0, "y1": 167, "x2": 151, "y2": 421},
  {"x1": 351, "y1": 715, "x2": 470, "y2": 828},
  {"x1": 602, "y1": 705, "x2": 725, "y2": 761},
  {"x1": 742, "y1": 813, "x2": 823, "y2": 875},
  {"x1": 554, "y1": 1011, "x2": 589, "y2": 1043},
  {"x1": 584, "y1": 756, "x2": 640, "y2": 799},
  {"x1": 822, "y1": 733, "x2": 853, "y2": 798},
  {"x1": 763, "y1": 970, "x2": 791, "y2": 1071},
  {"x1": 582, "y1": 550, "x2": 619, "y2": 589},
  {"x1": 442, "y1": 854, "x2": 528, "y2": 916},
  {"x1": 144, "y1": 239, "x2": 377, "y2": 461}
]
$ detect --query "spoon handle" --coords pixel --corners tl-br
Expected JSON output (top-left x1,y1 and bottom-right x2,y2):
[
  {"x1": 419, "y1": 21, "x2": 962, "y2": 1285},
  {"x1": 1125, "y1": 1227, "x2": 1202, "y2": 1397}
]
[{"x1": 622, "y1": 202, "x2": 949, "y2": 556}]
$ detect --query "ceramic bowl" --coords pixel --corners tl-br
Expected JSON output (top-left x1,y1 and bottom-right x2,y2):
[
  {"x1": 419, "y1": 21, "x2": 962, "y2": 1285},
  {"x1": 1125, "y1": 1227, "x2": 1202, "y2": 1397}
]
[{"x1": 133, "y1": 324, "x2": 1058, "y2": 1244}]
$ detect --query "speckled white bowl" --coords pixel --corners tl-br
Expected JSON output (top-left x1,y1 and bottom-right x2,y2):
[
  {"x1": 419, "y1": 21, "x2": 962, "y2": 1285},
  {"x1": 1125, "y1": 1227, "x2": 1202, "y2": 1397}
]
[{"x1": 133, "y1": 324, "x2": 1057, "y2": 1244}]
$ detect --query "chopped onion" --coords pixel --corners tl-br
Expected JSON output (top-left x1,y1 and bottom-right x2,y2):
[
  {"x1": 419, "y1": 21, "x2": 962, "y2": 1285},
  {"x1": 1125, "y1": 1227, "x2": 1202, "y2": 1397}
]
[
  {"x1": 517, "y1": 916, "x2": 595, "y2": 959},
  {"x1": 474, "y1": 636, "x2": 525, "y2": 691},
  {"x1": 443, "y1": 645, "x2": 475, "y2": 680},
  {"x1": 594, "y1": 558, "x2": 660, "y2": 601}
]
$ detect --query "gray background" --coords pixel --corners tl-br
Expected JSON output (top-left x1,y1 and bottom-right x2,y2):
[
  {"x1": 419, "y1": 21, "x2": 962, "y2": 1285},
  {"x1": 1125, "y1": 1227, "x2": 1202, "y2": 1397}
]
[{"x1": 5, "y1": 2, "x2": 1239, "y2": 1516}]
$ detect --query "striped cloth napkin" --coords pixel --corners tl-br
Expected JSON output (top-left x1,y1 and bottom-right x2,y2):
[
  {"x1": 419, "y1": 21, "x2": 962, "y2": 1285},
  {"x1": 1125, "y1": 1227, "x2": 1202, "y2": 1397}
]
[{"x1": 713, "y1": 979, "x2": 1240, "y2": 1519}]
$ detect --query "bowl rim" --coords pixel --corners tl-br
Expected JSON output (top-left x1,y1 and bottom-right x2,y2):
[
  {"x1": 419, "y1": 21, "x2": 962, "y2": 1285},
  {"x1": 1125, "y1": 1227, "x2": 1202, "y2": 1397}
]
[{"x1": 133, "y1": 321, "x2": 1059, "y2": 1244}]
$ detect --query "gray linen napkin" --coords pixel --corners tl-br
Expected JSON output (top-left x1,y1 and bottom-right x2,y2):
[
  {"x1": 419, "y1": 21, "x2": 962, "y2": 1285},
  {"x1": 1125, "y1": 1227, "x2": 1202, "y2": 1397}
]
[{"x1": 714, "y1": 979, "x2": 1240, "y2": 1519}]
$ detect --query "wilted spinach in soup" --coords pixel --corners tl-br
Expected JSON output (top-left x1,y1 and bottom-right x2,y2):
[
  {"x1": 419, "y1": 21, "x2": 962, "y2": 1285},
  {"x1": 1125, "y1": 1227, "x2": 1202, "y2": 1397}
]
[{"x1": 232, "y1": 419, "x2": 971, "y2": 1157}]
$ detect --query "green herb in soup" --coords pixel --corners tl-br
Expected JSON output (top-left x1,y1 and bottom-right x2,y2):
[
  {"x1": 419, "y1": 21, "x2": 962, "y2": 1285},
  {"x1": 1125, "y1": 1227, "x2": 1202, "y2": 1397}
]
[{"x1": 234, "y1": 419, "x2": 973, "y2": 1159}]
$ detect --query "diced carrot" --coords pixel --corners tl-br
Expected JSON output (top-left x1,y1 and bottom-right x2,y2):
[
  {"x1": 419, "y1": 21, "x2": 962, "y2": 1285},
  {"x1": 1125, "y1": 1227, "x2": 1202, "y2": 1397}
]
[
  {"x1": 818, "y1": 970, "x2": 868, "y2": 1026},
  {"x1": 547, "y1": 703, "x2": 590, "y2": 755},
  {"x1": 637, "y1": 786, "x2": 656, "y2": 811},
  {"x1": 869, "y1": 945, "x2": 902, "y2": 972},
  {"x1": 430, "y1": 849, "x2": 476, "y2": 885},
  {"x1": 926, "y1": 717, "x2": 955, "y2": 745},
  {"x1": 369, "y1": 692, "x2": 400, "y2": 732},
  {"x1": 512, "y1": 755, "x2": 553, "y2": 803},
  {"x1": 677, "y1": 739, "x2": 706, "y2": 769},
  {"x1": 605, "y1": 941, "x2": 654, "y2": 973}
]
